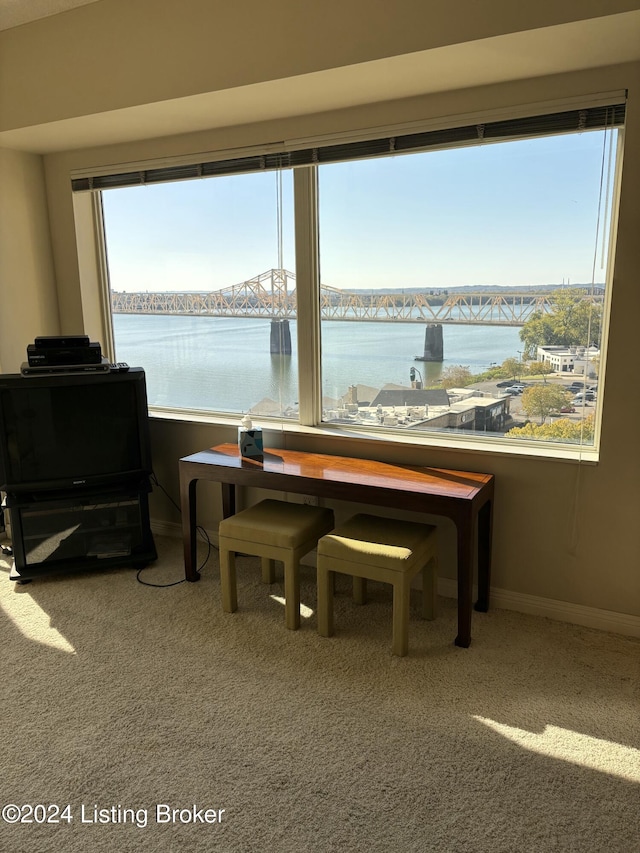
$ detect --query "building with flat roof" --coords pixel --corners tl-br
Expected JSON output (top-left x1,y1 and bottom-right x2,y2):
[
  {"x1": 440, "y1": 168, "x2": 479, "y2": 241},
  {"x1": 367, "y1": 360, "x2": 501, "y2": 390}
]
[{"x1": 537, "y1": 345, "x2": 600, "y2": 375}]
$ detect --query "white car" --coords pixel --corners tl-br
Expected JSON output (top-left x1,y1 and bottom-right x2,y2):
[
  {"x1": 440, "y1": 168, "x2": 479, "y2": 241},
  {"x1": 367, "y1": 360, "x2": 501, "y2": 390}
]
[{"x1": 573, "y1": 391, "x2": 596, "y2": 404}]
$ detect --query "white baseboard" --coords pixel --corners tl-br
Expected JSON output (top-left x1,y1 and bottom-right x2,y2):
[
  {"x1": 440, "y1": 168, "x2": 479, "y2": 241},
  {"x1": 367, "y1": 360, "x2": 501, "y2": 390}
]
[
  {"x1": 151, "y1": 519, "x2": 640, "y2": 639},
  {"x1": 151, "y1": 519, "x2": 185, "y2": 538},
  {"x1": 436, "y1": 577, "x2": 640, "y2": 639}
]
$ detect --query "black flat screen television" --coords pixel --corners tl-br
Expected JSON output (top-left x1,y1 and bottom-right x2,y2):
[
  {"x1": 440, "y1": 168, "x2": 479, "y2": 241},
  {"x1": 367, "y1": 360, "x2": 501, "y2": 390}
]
[{"x1": 0, "y1": 367, "x2": 152, "y2": 495}]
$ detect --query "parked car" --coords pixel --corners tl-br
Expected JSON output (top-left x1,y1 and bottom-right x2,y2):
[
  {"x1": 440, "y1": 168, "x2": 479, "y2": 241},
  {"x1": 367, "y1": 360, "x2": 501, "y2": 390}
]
[
  {"x1": 496, "y1": 380, "x2": 516, "y2": 387},
  {"x1": 560, "y1": 405, "x2": 576, "y2": 413}
]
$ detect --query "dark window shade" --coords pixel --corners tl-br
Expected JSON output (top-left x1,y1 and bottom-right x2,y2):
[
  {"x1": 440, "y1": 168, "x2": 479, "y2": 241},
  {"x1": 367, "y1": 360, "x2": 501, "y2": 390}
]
[{"x1": 72, "y1": 102, "x2": 625, "y2": 192}]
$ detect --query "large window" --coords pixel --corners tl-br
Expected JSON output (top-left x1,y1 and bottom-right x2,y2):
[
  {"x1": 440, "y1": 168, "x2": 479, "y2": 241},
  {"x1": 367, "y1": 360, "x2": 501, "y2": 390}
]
[
  {"x1": 316, "y1": 131, "x2": 618, "y2": 449},
  {"x1": 102, "y1": 169, "x2": 296, "y2": 416},
  {"x1": 88, "y1": 98, "x2": 624, "y2": 457}
]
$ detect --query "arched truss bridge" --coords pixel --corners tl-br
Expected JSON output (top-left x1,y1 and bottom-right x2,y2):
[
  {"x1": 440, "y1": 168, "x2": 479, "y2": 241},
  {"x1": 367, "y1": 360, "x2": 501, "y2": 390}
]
[{"x1": 111, "y1": 269, "x2": 604, "y2": 327}]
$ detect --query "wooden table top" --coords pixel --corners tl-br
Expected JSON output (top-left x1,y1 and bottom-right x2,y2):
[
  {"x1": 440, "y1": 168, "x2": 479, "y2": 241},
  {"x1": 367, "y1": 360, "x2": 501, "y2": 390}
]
[{"x1": 182, "y1": 443, "x2": 493, "y2": 503}]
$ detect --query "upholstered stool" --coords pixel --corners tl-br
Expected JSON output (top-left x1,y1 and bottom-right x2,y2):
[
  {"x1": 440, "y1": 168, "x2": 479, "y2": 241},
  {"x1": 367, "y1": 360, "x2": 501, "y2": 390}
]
[
  {"x1": 316, "y1": 513, "x2": 438, "y2": 656},
  {"x1": 218, "y1": 499, "x2": 334, "y2": 630}
]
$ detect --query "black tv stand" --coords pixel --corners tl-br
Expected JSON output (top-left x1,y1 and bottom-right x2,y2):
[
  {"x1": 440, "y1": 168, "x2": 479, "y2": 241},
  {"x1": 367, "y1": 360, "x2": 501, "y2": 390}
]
[
  {"x1": 5, "y1": 481, "x2": 157, "y2": 582},
  {"x1": 0, "y1": 365, "x2": 157, "y2": 582}
]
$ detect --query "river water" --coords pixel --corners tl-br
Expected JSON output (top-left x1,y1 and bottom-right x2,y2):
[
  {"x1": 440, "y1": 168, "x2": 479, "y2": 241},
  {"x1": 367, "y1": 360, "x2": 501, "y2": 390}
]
[{"x1": 113, "y1": 314, "x2": 522, "y2": 414}]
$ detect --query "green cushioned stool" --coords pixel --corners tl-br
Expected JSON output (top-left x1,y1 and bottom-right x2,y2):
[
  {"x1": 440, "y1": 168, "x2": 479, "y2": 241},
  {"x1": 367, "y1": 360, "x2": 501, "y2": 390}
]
[
  {"x1": 316, "y1": 513, "x2": 438, "y2": 656},
  {"x1": 219, "y1": 499, "x2": 335, "y2": 630}
]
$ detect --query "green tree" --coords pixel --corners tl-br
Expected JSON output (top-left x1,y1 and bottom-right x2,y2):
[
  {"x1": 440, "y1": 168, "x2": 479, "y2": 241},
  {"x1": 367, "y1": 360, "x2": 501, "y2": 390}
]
[
  {"x1": 525, "y1": 360, "x2": 555, "y2": 381},
  {"x1": 501, "y1": 357, "x2": 522, "y2": 380},
  {"x1": 440, "y1": 365, "x2": 472, "y2": 389},
  {"x1": 525, "y1": 360, "x2": 553, "y2": 375},
  {"x1": 519, "y1": 290, "x2": 602, "y2": 358},
  {"x1": 520, "y1": 385, "x2": 571, "y2": 424},
  {"x1": 508, "y1": 414, "x2": 595, "y2": 443}
]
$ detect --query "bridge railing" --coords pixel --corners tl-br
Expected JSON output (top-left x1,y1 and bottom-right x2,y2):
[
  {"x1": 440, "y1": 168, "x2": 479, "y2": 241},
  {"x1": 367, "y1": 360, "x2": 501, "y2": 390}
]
[{"x1": 111, "y1": 274, "x2": 603, "y2": 327}]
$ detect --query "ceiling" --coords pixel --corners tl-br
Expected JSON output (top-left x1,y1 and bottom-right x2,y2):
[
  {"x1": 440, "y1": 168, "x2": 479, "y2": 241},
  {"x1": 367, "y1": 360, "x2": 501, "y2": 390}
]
[
  {"x1": 0, "y1": 0, "x2": 100, "y2": 30},
  {"x1": 1, "y1": 6, "x2": 639, "y2": 154}
]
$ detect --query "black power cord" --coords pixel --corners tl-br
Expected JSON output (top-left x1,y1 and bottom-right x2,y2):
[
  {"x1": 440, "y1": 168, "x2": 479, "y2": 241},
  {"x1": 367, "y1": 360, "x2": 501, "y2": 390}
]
[{"x1": 135, "y1": 472, "x2": 214, "y2": 588}]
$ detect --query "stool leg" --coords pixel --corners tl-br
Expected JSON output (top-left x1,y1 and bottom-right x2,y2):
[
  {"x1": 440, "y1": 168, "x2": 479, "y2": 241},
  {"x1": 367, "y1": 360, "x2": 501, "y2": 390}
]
[
  {"x1": 283, "y1": 556, "x2": 301, "y2": 630},
  {"x1": 317, "y1": 565, "x2": 334, "y2": 637},
  {"x1": 422, "y1": 556, "x2": 437, "y2": 621},
  {"x1": 353, "y1": 576, "x2": 367, "y2": 604},
  {"x1": 261, "y1": 557, "x2": 276, "y2": 584},
  {"x1": 392, "y1": 575, "x2": 410, "y2": 656},
  {"x1": 220, "y1": 547, "x2": 238, "y2": 613}
]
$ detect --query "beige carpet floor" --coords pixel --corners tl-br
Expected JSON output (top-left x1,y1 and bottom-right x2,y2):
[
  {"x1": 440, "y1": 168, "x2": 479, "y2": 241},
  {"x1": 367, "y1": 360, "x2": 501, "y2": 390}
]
[{"x1": 1, "y1": 535, "x2": 639, "y2": 853}]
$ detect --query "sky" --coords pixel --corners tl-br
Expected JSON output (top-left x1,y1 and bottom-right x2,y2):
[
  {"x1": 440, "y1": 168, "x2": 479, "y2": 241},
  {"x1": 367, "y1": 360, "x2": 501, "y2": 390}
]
[{"x1": 101, "y1": 128, "x2": 618, "y2": 293}]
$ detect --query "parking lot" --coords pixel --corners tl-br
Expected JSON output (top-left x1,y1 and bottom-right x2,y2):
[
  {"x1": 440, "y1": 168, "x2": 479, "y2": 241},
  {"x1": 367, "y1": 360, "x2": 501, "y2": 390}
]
[{"x1": 472, "y1": 376, "x2": 597, "y2": 424}]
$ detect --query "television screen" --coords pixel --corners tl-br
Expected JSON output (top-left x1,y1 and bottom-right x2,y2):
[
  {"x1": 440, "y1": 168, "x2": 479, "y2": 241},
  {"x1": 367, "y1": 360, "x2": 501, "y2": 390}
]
[{"x1": 0, "y1": 368, "x2": 152, "y2": 494}]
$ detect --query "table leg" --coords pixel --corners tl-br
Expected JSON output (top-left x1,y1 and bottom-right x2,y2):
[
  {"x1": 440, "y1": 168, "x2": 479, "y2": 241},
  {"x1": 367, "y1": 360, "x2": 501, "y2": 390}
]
[
  {"x1": 475, "y1": 499, "x2": 493, "y2": 613},
  {"x1": 221, "y1": 483, "x2": 236, "y2": 518},
  {"x1": 181, "y1": 476, "x2": 200, "y2": 582},
  {"x1": 455, "y1": 515, "x2": 474, "y2": 648}
]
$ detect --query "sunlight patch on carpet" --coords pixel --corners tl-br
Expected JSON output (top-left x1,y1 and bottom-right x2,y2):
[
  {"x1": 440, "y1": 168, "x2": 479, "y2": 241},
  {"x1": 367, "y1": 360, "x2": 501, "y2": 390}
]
[
  {"x1": 1, "y1": 594, "x2": 76, "y2": 653},
  {"x1": 269, "y1": 594, "x2": 314, "y2": 619},
  {"x1": 474, "y1": 715, "x2": 640, "y2": 782}
]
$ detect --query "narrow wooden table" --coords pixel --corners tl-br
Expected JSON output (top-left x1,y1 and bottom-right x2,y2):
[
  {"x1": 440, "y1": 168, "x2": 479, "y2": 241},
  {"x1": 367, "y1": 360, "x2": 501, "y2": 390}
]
[{"x1": 179, "y1": 444, "x2": 494, "y2": 648}]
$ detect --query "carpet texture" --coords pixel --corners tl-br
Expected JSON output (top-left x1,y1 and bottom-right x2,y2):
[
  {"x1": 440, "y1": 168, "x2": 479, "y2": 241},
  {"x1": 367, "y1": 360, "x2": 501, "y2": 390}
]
[{"x1": 1, "y1": 536, "x2": 638, "y2": 853}]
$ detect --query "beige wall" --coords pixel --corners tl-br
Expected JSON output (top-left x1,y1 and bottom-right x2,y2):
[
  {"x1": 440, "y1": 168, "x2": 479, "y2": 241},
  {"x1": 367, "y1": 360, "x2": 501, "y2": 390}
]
[
  {"x1": 0, "y1": 0, "x2": 638, "y2": 623},
  {"x1": 0, "y1": 149, "x2": 59, "y2": 372}
]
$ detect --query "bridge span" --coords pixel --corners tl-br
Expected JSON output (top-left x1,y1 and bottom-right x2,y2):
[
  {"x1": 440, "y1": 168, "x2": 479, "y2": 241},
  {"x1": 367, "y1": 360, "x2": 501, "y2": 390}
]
[{"x1": 111, "y1": 269, "x2": 603, "y2": 327}]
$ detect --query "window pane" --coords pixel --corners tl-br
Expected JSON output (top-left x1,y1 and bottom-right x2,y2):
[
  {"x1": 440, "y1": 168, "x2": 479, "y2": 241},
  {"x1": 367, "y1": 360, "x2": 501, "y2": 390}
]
[
  {"x1": 317, "y1": 131, "x2": 618, "y2": 446},
  {"x1": 102, "y1": 170, "x2": 297, "y2": 418}
]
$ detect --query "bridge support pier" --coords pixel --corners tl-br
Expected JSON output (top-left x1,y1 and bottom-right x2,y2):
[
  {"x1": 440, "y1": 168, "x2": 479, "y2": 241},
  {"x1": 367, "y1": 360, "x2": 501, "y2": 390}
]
[
  {"x1": 415, "y1": 323, "x2": 444, "y2": 362},
  {"x1": 270, "y1": 319, "x2": 292, "y2": 355}
]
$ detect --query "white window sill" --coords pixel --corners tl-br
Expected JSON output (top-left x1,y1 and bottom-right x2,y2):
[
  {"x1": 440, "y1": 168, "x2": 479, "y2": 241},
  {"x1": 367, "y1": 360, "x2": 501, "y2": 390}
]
[{"x1": 150, "y1": 406, "x2": 599, "y2": 465}]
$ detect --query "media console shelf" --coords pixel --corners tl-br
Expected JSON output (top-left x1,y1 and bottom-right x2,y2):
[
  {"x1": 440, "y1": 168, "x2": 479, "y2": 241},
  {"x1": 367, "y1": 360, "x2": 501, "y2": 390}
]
[{"x1": 6, "y1": 483, "x2": 156, "y2": 581}]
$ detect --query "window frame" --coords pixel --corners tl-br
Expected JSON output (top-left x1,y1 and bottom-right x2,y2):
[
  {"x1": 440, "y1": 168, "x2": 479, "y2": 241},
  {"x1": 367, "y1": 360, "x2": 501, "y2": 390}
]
[{"x1": 74, "y1": 95, "x2": 626, "y2": 464}]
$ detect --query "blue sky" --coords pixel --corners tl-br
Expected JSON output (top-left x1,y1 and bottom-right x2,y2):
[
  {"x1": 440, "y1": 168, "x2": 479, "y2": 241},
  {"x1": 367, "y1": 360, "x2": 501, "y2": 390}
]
[{"x1": 102, "y1": 128, "x2": 617, "y2": 293}]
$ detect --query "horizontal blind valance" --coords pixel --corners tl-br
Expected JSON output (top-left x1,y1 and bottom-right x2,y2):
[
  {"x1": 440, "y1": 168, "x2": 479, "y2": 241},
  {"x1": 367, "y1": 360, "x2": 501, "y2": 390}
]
[{"x1": 71, "y1": 102, "x2": 625, "y2": 192}]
